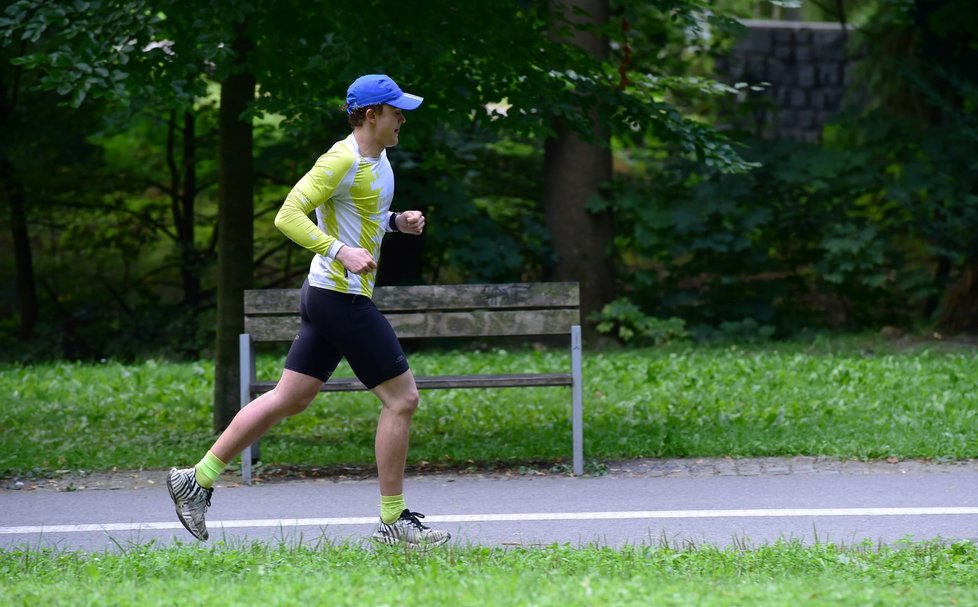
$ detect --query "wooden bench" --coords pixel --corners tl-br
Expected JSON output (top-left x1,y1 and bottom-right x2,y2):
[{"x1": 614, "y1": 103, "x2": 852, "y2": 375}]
[{"x1": 238, "y1": 282, "x2": 584, "y2": 484}]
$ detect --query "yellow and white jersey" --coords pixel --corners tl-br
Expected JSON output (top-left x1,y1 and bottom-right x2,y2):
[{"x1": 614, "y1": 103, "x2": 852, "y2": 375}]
[{"x1": 274, "y1": 133, "x2": 397, "y2": 297}]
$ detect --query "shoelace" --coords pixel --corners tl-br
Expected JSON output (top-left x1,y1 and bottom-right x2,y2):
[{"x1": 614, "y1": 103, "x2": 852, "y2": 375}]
[
  {"x1": 399, "y1": 509, "x2": 430, "y2": 530},
  {"x1": 198, "y1": 487, "x2": 213, "y2": 509}
]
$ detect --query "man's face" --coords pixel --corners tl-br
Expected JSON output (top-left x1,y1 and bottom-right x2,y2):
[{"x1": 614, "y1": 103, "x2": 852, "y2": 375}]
[{"x1": 374, "y1": 104, "x2": 406, "y2": 148}]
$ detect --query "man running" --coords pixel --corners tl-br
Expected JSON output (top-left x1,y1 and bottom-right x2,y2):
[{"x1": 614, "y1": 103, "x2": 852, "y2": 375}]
[{"x1": 167, "y1": 74, "x2": 449, "y2": 549}]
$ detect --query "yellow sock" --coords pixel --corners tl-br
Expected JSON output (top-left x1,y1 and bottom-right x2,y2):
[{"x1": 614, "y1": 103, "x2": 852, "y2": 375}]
[
  {"x1": 193, "y1": 450, "x2": 226, "y2": 489},
  {"x1": 380, "y1": 494, "x2": 406, "y2": 524}
]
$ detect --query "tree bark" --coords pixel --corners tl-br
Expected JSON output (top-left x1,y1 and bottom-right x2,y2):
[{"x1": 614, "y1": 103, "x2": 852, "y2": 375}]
[
  {"x1": 166, "y1": 110, "x2": 202, "y2": 307},
  {"x1": 543, "y1": 0, "x2": 616, "y2": 340},
  {"x1": 213, "y1": 27, "x2": 255, "y2": 432},
  {"x1": 179, "y1": 110, "x2": 201, "y2": 306},
  {"x1": 923, "y1": 254, "x2": 951, "y2": 318},
  {"x1": 2, "y1": 157, "x2": 38, "y2": 340},
  {"x1": 0, "y1": 64, "x2": 38, "y2": 340},
  {"x1": 938, "y1": 254, "x2": 978, "y2": 333}
]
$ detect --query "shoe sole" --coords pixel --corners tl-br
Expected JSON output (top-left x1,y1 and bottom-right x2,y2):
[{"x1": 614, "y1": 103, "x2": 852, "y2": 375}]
[
  {"x1": 166, "y1": 469, "x2": 208, "y2": 541},
  {"x1": 370, "y1": 533, "x2": 450, "y2": 549}
]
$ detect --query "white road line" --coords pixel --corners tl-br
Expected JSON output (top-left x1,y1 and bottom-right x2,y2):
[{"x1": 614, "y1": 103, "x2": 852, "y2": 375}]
[{"x1": 3, "y1": 507, "x2": 978, "y2": 535}]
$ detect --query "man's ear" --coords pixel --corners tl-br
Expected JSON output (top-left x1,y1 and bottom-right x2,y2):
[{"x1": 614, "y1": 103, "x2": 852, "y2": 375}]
[{"x1": 365, "y1": 107, "x2": 377, "y2": 123}]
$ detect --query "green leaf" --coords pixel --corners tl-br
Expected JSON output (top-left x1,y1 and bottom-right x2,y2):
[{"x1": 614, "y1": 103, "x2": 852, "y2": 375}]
[{"x1": 71, "y1": 86, "x2": 87, "y2": 107}]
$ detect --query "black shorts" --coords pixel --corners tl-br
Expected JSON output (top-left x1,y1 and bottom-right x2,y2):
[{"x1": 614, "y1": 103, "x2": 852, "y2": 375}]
[{"x1": 284, "y1": 281, "x2": 409, "y2": 389}]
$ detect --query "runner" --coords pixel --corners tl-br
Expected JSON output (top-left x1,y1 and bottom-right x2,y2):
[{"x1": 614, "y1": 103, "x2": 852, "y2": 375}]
[{"x1": 167, "y1": 74, "x2": 449, "y2": 548}]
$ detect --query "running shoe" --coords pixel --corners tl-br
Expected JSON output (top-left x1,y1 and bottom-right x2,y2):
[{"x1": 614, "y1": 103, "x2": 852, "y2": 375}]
[
  {"x1": 166, "y1": 467, "x2": 213, "y2": 541},
  {"x1": 371, "y1": 509, "x2": 450, "y2": 548}
]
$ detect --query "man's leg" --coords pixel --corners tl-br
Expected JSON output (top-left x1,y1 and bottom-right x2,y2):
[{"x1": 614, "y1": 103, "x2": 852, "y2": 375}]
[
  {"x1": 370, "y1": 369, "x2": 420, "y2": 497},
  {"x1": 210, "y1": 369, "x2": 324, "y2": 463},
  {"x1": 167, "y1": 369, "x2": 323, "y2": 540},
  {"x1": 369, "y1": 370, "x2": 449, "y2": 547}
]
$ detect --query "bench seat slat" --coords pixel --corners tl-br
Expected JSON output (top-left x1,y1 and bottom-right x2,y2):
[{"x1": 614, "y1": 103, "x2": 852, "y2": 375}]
[
  {"x1": 245, "y1": 309, "x2": 581, "y2": 341},
  {"x1": 249, "y1": 373, "x2": 573, "y2": 394},
  {"x1": 244, "y1": 282, "x2": 580, "y2": 314}
]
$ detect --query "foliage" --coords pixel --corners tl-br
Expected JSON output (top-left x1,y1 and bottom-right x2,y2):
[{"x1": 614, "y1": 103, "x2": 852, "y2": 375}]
[
  {"x1": 611, "y1": 138, "x2": 875, "y2": 332},
  {"x1": 589, "y1": 0, "x2": 978, "y2": 339},
  {"x1": 608, "y1": 82, "x2": 978, "y2": 334},
  {"x1": 608, "y1": 0, "x2": 755, "y2": 169},
  {"x1": 3, "y1": 0, "x2": 977, "y2": 359},
  {"x1": 388, "y1": 138, "x2": 555, "y2": 285},
  {"x1": 3, "y1": 539, "x2": 978, "y2": 606},
  {"x1": 1, "y1": 0, "x2": 753, "y2": 169},
  {"x1": 0, "y1": 0, "x2": 763, "y2": 359},
  {"x1": 2, "y1": 337, "x2": 977, "y2": 478},
  {"x1": 0, "y1": 0, "x2": 222, "y2": 110},
  {"x1": 593, "y1": 298, "x2": 689, "y2": 345},
  {"x1": 708, "y1": 317, "x2": 777, "y2": 342}
]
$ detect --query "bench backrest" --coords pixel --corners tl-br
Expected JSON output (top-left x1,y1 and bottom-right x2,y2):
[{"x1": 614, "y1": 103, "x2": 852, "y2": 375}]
[{"x1": 243, "y1": 282, "x2": 580, "y2": 342}]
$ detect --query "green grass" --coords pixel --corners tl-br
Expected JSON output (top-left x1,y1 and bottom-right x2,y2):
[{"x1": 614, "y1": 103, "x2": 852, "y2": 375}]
[
  {"x1": 2, "y1": 539, "x2": 977, "y2": 606},
  {"x1": 3, "y1": 336, "x2": 977, "y2": 604},
  {"x1": 2, "y1": 335, "x2": 977, "y2": 477}
]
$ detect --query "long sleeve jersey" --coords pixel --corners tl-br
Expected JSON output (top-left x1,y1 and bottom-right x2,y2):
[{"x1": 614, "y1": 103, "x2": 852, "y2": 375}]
[{"x1": 274, "y1": 133, "x2": 398, "y2": 298}]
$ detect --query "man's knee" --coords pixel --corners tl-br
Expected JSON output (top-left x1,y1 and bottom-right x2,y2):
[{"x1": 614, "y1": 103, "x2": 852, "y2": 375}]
[
  {"x1": 271, "y1": 386, "x2": 318, "y2": 416},
  {"x1": 285, "y1": 395, "x2": 316, "y2": 416},
  {"x1": 387, "y1": 387, "x2": 419, "y2": 415}
]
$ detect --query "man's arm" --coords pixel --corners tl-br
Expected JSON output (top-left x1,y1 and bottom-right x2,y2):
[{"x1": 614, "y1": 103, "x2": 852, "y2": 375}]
[
  {"x1": 274, "y1": 150, "x2": 350, "y2": 259},
  {"x1": 274, "y1": 147, "x2": 378, "y2": 275}
]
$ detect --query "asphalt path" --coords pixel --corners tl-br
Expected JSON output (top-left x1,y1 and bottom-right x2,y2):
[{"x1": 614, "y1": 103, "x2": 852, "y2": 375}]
[{"x1": 3, "y1": 460, "x2": 978, "y2": 552}]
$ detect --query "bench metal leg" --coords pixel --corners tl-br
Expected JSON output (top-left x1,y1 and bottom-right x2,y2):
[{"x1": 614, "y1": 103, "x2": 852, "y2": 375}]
[
  {"x1": 239, "y1": 333, "x2": 256, "y2": 485},
  {"x1": 571, "y1": 325, "x2": 584, "y2": 475}
]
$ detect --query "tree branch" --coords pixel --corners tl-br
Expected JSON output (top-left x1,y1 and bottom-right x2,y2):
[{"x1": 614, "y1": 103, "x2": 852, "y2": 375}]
[
  {"x1": 166, "y1": 110, "x2": 183, "y2": 227},
  {"x1": 145, "y1": 180, "x2": 176, "y2": 197}
]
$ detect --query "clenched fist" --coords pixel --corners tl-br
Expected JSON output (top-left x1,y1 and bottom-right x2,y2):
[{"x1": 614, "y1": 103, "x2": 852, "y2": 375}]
[
  {"x1": 336, "y1": 245, "x2": 377, "y2": 275},
  {"x1": 396, "y1": 210, "x2": 425, "y2": 235}
]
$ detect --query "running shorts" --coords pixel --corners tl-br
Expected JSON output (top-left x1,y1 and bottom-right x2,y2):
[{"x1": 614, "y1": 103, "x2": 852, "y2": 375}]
[{"x1": 284, "y1": 281, "x2": 409, "y2": 389}]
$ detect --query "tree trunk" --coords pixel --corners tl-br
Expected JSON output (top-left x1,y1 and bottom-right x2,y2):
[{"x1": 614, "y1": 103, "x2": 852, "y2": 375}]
[
  {"x1": 1, "y1": 157, "x2": 38, "y2": 340},
  {"x1": 0, "y1": 58, "x2": 38, "y2": 340},
  {"x1": 166, "y1": 110, "x2": 202, "y2": 307},
  {"x1": 213, "y1": 27, "x2": 256, "y2": 433},
  {"x1": 179, "y1": 110, "x2": 200, "y2": 307},
  {"x1": 543, "y1": 0, "x2": 616, "y2": 340},
  {"x1": 937, "y1": 254, "x2": 978, "y2": 333},
  {"x1": 923, "y1": 254, "x2": 951, "y2": 318}
]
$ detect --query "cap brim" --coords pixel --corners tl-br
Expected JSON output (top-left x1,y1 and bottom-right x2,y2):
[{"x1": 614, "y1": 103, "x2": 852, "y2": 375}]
[{"x1": 388, "y1": 92, "x2": 423, "y2": 111}]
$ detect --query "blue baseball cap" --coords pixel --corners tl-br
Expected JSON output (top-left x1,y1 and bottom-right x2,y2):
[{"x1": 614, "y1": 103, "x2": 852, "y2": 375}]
[{"x1": 346, "y1": 74, "x2": 423, "y2": 113}]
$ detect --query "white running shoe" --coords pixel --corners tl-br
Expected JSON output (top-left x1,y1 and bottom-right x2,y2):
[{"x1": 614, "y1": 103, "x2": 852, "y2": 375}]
[
  {"x1": 372, "y1": 509, "x2": 450, "y2": 549},
  {"x1": 166, "y1": 467, "x2": 213, "y2": 541}
]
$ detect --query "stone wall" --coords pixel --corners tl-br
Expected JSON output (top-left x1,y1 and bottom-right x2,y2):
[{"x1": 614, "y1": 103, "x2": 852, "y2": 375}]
[{"x1": 715, "y1": 19, "x2": 856, "y2": 142}]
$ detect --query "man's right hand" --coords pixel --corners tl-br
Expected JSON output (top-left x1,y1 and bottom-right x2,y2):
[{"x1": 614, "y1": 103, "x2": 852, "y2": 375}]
[{"x1": 336, "y1": 245, "x2": 377, "y2": 275}]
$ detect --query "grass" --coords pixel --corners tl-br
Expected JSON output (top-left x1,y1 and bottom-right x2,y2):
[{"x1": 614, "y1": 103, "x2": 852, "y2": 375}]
[
  {"x1": 1, "y1": 334, "x2": 977, "y2": 478},
  {"x1": 2, "y1": 538, "x2": 977, "y2": 606},
  {"x1": 3, "y1": 336, "x2": 977, "y2": 606}
]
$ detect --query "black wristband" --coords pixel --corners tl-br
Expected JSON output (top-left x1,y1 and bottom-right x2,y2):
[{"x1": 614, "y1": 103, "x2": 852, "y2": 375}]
[{"x1": 388, "y1": 212, "x2": 400, "y2": 232}]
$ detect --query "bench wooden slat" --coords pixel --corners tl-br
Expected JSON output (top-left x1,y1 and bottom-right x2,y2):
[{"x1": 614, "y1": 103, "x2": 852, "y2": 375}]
[
  {"x1": 249, "y1": 373, "x2": 574, "y2": 395},
  {"x1": 244, "y1": 282, "x2": 580, "y2": 314},
  {"x1": 245, "y1": 309, "x2": 581, "y2": 341}
]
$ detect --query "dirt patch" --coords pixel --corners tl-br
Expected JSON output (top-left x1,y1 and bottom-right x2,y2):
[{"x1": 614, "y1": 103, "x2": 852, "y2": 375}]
[
  {"x1": 5, "y1": 456, "x2": 978, "y2": 492},
  {"x1": 0, "y1": 460, "x2": 571, "y2": 492},
  {"x1": 2, "y1": 469, "x2": 172, "y2": 492}
]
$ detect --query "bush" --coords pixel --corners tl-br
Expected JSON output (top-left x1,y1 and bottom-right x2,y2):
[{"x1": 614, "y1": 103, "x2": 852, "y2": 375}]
[{"x1": 593, "y1": 298, "x2": 689, "y2": 345}]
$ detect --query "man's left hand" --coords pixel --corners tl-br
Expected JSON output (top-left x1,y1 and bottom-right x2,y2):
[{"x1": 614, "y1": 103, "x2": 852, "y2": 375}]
[{"x1": 396, "y1": 210, "x2": 425, "y2": 235}]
